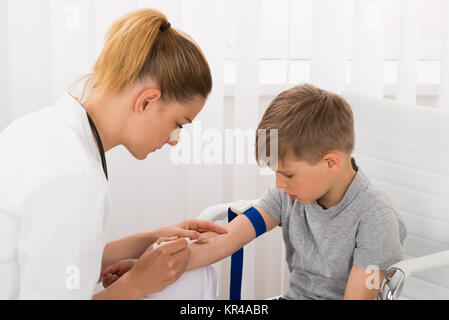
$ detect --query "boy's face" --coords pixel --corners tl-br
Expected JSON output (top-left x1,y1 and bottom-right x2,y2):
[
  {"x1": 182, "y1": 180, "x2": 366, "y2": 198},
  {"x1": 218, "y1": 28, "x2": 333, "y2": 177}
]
[{"x1": 274, "y1": 157, "x2": 332, "y2": 205}]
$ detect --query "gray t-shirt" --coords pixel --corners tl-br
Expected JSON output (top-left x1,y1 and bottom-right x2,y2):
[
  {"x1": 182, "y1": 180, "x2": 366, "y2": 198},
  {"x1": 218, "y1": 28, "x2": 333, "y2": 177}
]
[{"x1": 255, "y1": 159, "x2": 407, "y2": 300}]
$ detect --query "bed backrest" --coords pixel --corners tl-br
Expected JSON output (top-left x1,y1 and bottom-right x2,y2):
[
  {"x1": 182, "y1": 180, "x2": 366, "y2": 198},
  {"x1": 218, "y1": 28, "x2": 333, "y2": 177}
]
[{"x1": 342, "y1": 91, "x2": 449, "y2": 299}]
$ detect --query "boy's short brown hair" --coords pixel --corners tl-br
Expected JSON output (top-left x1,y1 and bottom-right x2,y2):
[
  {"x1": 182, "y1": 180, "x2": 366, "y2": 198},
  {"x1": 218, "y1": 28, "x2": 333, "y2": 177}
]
[{"x1": 255, "y1": 83, "x2": 355, "y2": 167}]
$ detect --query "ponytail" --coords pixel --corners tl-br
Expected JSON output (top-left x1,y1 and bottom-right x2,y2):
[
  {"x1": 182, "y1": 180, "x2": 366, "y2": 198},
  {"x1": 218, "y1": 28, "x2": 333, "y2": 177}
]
[{"x1": 73, "y1": 8, "x2": 212, "y2": 103}]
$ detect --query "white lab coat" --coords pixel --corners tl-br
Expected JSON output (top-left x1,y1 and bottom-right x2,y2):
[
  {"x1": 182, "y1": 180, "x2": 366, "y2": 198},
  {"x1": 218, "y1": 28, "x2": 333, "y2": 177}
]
[{"x1": 0, "y1": 92, "x2": 111, "y2": 299}]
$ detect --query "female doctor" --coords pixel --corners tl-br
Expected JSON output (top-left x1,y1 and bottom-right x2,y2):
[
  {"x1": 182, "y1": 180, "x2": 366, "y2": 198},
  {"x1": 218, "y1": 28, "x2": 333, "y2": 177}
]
[{"x1": 0, "y1": 8, "x2": 227, "y2": 299}]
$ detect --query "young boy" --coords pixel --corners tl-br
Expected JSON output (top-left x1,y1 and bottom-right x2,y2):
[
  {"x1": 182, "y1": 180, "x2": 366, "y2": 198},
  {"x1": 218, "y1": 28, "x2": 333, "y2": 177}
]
[
  {"x1": 185, "y1": 83, "x2": 407, "y2": 300},
  {"x1": 102, "y1": 84, "x2": 407, "y2": 300}
]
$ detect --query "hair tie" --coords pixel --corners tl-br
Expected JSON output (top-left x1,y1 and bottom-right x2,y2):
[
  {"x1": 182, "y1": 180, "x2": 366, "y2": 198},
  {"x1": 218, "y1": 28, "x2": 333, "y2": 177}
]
[{"x1": 160, "y1": 22, "x2": 171, "y2": 32}]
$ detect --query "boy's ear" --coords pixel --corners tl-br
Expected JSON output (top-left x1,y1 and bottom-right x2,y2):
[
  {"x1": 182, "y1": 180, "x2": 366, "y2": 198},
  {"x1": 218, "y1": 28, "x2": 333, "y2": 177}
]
[{"x1": 322, "y1": 152, "x2": 342, "y2": 171}]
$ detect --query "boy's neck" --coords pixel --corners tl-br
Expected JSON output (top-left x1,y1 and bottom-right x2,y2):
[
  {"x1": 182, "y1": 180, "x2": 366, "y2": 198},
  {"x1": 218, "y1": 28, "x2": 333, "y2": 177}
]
[{"x1": 317, "y1": 160, "x2": 357, "y2": 210}]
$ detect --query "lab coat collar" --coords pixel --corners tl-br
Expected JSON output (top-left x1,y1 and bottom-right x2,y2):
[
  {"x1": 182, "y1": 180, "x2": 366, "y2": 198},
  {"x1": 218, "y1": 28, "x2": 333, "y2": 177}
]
[{"x1": 51, "y1": 91, "x2": 102, "y2": 165}]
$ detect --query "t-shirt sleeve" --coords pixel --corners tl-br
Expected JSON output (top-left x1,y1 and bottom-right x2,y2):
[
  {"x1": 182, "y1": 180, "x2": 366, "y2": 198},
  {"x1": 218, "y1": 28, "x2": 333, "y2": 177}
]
[
  {"x1": 254, "y1": 184, "x2": 283, "y2": 224},
  {"x1": 17, "y1": 166, "x2": 109, "y2": 299},
  {"x1": 353, "y1": 207, "x2": 407, "y2": 270}
]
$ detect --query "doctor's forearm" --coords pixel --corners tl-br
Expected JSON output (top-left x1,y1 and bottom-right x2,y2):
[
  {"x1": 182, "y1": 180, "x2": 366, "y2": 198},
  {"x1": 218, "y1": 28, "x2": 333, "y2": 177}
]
[{"x1": 101, "y1": 231, "x2": 158, "y2": 269}]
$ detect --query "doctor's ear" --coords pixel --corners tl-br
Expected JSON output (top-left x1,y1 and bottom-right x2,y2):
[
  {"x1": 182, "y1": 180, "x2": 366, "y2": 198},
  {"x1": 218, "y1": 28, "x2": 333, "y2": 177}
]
[{"x1": 135, "y1": 88, "x2": 162, "y2": 113}]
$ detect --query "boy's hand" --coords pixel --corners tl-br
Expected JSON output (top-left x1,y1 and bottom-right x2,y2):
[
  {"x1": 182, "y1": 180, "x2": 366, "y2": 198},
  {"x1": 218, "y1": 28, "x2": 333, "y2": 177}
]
[{"x1": 101, "y1": 259, "x2": 137, "y2": 288}]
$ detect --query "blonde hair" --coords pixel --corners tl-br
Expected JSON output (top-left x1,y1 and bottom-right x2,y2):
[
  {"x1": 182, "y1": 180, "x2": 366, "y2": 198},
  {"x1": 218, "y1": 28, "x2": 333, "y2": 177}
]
[
  {"x1": 256, "y1": 83, "x2": 355, "y2": 166},
  {"x1": 71, "y1": 8, "x2": 212, "y2": 103}
]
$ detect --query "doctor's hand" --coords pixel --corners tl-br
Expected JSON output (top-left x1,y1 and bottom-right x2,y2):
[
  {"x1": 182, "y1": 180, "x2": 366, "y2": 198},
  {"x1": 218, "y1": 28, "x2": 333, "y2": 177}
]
[
  {"x1": 100, "y1": 236, "x2": 181, "y2": 288},
  {"x1": 155, "y1": 219, "x2": 228, "y2": 243},
  {"x1": 125, "y1": 238, "x2": 191, "y2": 297}
]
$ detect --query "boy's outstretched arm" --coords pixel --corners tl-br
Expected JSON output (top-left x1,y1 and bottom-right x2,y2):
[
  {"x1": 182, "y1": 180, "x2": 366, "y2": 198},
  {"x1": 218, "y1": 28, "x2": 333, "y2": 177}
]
[{"x1": 186, "y1": 206, "x2": 280, "y2": 271}]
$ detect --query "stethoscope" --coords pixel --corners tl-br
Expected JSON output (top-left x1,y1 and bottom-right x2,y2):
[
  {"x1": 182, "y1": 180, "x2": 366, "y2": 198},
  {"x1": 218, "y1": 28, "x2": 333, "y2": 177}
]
[{"x1": 86, "y1": 112, "x2": 108, "y2": 181}]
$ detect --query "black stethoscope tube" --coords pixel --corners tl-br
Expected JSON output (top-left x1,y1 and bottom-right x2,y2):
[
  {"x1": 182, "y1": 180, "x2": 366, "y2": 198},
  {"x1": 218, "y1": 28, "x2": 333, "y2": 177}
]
[{"x1": 86, "y1": 112, "x2": 108, "y2": 181}]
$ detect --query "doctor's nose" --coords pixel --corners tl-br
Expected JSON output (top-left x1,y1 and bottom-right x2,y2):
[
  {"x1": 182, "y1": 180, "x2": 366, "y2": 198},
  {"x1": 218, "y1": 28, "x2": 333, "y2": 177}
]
[
  {"x1": 167, "y1": 140, "x2": 178, "y2": 147},
  {"x1": 168, "y1": 128, "x2": 181, "y2": 147}
]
